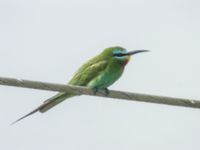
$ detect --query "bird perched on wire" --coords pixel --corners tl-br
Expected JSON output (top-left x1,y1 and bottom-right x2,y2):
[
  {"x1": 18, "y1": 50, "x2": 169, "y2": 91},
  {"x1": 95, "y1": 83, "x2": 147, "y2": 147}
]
[{"x1": 12, "y1": 46, "x2": 149, "y2": 124}]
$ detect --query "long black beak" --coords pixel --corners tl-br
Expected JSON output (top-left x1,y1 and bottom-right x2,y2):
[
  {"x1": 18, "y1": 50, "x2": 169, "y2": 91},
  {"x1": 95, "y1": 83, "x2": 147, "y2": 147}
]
[
  {"x1": 124, "y1": 50, "x2": 149, "y2": 56},
  {"x1": 113, "y1": 50, "x2": 149, "y2": 57}
]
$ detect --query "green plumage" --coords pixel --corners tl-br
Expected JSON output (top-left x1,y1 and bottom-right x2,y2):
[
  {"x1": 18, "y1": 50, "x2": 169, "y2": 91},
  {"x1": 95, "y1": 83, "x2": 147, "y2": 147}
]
[
  {"x1": 69, "y1": 47, "x2": 126, "y2": 88},
  {"x1": 12, "y1": 46, "x2": 148, "y2": 124},
  {"x1": 40, "y1": 46, "x2": 127, "y2": 112}
]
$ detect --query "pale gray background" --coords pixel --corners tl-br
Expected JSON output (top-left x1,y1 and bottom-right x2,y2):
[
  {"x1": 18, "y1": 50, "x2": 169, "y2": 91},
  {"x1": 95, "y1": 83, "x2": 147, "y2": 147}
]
[{"x1": 0, "y1": 0, "x2": 200, "y2": 150}]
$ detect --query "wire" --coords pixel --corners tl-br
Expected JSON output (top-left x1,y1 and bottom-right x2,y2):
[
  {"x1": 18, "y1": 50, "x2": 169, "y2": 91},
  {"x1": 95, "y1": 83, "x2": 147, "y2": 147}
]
[{"x1": 0, "y1": 76, "x2": 200, "y2": 109}]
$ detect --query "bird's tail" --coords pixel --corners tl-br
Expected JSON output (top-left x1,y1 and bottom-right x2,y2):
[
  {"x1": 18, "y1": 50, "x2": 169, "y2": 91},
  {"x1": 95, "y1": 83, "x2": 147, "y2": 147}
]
[
  {"x1": 11, "y1": 92, "x2": 75, "y2": 125},
  {"x1": 39, "y1": 92, "x2": 75, "y2": 113}
]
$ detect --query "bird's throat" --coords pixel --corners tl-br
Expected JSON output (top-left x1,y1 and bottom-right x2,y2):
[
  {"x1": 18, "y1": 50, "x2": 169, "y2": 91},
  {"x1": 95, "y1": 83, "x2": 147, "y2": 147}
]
[{"x1": 124, "y1": 56, "x2": 131, "y2": 66}]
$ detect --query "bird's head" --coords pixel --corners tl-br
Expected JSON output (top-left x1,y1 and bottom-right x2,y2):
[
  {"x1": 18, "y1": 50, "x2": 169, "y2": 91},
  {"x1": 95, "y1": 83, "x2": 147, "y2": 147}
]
[{"x1": 101, "y1": 46, "x2": 149, "y2": 65}]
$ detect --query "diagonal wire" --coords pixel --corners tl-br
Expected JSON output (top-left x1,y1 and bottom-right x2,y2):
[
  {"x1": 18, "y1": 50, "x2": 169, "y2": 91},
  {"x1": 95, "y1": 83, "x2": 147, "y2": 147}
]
[{"x1": 0, "y1": 76, "x2": 200, "y2": 109}]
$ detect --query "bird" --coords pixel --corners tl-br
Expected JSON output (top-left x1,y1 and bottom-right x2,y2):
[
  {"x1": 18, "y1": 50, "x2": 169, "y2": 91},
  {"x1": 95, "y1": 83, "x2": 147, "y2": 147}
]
[{"x1": 11, "y1": 46, "x2": 149, "y2": 124}]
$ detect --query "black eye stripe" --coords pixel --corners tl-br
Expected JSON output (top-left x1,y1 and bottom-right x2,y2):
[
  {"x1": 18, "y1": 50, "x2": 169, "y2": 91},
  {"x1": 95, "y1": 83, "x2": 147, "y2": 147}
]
[{"x1": 113, "y1": 53, "x2": 126, "y2": 57}]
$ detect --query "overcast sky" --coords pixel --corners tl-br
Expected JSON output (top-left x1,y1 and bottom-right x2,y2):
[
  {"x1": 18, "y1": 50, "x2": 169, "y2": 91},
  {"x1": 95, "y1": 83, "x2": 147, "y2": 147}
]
[{"x1": 0, "y1": 0, "x2": 200, "y2": 150}]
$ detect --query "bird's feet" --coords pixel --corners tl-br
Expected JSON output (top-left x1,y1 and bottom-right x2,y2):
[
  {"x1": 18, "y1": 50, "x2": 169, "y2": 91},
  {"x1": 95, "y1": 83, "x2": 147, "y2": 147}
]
[
  {"x1": 92, "y1": 87, "x2": 98, "y2": 95},
  {"x1": 103, "y1": 88, "x2": 110, "y2": 96},
  {"x1": 92, "y1": 87, "x2": 109, "y2": 96}
]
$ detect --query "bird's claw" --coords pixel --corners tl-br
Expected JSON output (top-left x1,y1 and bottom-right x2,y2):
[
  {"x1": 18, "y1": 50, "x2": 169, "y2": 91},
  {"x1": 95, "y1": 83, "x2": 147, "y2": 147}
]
[
  {"x1": 103, "y1": 88, "x2": 109, "y2": 96},
  {"x1": 92, "y1": 88, "x2": 109, "y2": 96},
  {"x1": 92, "y1": 87, "x2": 98, "y2": 95}
]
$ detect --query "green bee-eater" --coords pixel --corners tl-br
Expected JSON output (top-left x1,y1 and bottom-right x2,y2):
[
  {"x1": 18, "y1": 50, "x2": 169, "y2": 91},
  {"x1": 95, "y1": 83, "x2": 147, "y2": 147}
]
[{"x1": 12, "y1": 46, "x2": 148, "y2": 124}]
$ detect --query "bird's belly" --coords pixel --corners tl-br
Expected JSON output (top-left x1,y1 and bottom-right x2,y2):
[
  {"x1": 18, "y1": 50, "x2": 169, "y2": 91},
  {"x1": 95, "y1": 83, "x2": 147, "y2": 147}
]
[{"x1": 87, "y1": 68, "x2": 123, "y2": 89}]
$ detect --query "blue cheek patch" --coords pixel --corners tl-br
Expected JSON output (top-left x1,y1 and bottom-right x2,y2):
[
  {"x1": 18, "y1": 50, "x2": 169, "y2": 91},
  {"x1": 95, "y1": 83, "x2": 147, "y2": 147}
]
[
  {"x1": 113, "y1": 49, "x2": 128, "y2": 59},
  {"x1": 113, "y1": 49, "x2": 127, "y2": 54}
]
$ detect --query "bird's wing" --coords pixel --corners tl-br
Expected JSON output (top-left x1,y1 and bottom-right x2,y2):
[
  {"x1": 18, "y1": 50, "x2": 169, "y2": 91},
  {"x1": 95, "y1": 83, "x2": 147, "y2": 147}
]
[{"x1": 68, "y1": 60, "x2": 108, "y2": 86}]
